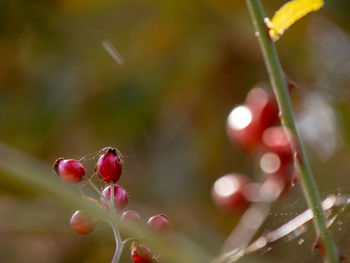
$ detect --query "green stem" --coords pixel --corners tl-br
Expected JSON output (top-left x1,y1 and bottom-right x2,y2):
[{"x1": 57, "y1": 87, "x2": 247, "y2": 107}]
[
  {"x1": 245, "y1": 1, "x2": 338, "y2": 262},
  {"x1": 111, "y1": 221, "x2": 124, "y2": 263},
  {"x1": 109, "y1": 183, "x2": 124, "y2": 263}
]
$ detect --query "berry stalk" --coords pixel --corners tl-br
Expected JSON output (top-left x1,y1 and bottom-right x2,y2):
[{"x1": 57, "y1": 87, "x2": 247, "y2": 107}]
[
  {"x1": 244, "y1": 0, "x2": 339, "y2": 262},
  {"x1": 109, "y1": 183, "x2": 124, "y2": 263},
  {"x1": 111, "y1": 220, "x2": 124, "y2": 263}
]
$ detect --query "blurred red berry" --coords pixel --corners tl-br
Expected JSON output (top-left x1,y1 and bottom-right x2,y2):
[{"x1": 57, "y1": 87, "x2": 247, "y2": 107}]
[
  {"x1": 70, "y1": 210, "x2": 96, "y2": 235},
  {"x1": 226, "y1": 105, "x2": 260, "y2": 151},
  {"x1": 120, "y1": 210, "x2": 141, "y2": 224},
  {"x1": 267, "y1": 163, "x2": 296, "y2": 197},
  {"x1": 97, "y1": 147, "x2": 122, "y2": 183},
  {"x1": 260, "y1": 151, "x2": 297, "y2": 196},
  {"x1": 131, "y1": 244, "x2": 154, "y2": 263},
  {"x1": 146, "y1": 214, "x2": 169, "y2": 233},
  {"x1": 212, "y1": 174, "x2": 251, "y2": 213},
  {"x1": 101, "y1": 184, "x2": 128, "y2": 211},
  {"x1": 53, "y1": 158, "x2": 85, "y2": 184},
  {"x1": 245, "y1": 88, "x2": 279, "y2": 129},
  {"x1": 227, "y1": 88, "x2": 278, "y2": 152},
  {"x1": 262, "y1": 126, "x2": 295, "y2": 161}
]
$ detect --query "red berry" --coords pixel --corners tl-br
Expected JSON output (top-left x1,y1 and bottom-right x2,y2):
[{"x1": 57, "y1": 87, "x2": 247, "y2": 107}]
[
  {"x1": 97, "y1": 148, "x2": 122, "y2": 183},
  {"x1": 101, "y1": 184, "x2": 128, "y2": 211},
  {"x1": 70, "y1": 210, "x2": 96, "y2": 235},
  {"x1": 131, "y1": 244, "x2": 154, "y2": 263},
  {"x1": 262, "y1": 126, "x2": 295, "y2": 162},
  {"x1": 146, "y1": 214, "x2": 169, "y2": 233},
  {"x1": 227, "y1": 89, "x2": 278, "y2": 151},
  {"x1": 226, "y1": 105, "x2": 259, "y2": 151},
  {"x1": 53, "y1": 158, "x2": 85, "y2": 184},
  {"x1": 260, "y1": 152, "x2": 297, "y2": 195},
  {"x1": 245, "y1": 88, "x2": 279, "y2": 130},
  {"x1": 120, "y1": 210, "x2": 141, "y2": 224},
  {"x1": 212, "y1": 174, "x2": 251, "y2": 213}
]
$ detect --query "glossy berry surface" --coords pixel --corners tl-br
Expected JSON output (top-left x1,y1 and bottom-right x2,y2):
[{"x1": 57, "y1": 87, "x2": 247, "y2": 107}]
[
  {"x1": 227, "y1": 88, "x2": 278, "y2": 152},
  {"x1": 97, "y1": 148, "x2": 122, "y2": 183},
  {"x1": 101, "y1": 184, "x2": 128, "y2": 211},
  {"x1": 131, "y1": 244, "x2": 154, "y2": 263},
  {"x1": 70, "y1": 210, "x2": 95, "y2": 235},
  {"x1": 212, "y1": 174, "x2": 251, "y2": 213},
  {"x1": 146, "y1": 214, "x2": 169, "y2": 233},
  {"x1": 54, "y1": 158, "x2": 85, "y2": 184},
  {"x1": 120, "y1": 210, "x2": 141, "y2": 224},
  {"x1": 226, "y1": 105, "x2": 261, "y2": 151}
]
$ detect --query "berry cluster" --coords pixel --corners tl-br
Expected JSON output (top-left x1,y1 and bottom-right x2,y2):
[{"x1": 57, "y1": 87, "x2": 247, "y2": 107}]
[
  {"x1": 53, "y1": 147, "x2": 169, "y2": 263},
  {"x1": 212, "y1": 87, "x2": 298, "y2": 213}
]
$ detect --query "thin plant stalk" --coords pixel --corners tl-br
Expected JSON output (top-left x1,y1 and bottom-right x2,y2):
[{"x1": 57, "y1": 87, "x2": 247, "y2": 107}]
[
  {"x1": 109, "y1": 183, "x2": 124, "y2": 263},
  {"x1": 245, "y1": 0, "x2": 339, "y2": 262},
  {"x1": 111, "y1": 221, "x2": 124, "y2": 263}
]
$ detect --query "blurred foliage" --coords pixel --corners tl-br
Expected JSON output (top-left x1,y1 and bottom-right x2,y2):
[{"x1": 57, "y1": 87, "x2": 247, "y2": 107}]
[{"x1": 1, "y1": 0, "x2": 350, "y2": 262}]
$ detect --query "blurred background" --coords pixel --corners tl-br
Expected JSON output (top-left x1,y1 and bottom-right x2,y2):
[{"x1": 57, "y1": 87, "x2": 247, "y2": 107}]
[{"x1": 1, "y1": 0, "x2": 350, "y2": 262}]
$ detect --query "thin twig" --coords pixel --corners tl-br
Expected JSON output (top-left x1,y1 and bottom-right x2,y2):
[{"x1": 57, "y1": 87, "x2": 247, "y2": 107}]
[
  {"x1": 111, "y1": 221, "x2": 124, "y2": 263},
  {"x1": 244, "y1": 1, "x2": 339, "y2": 262}
]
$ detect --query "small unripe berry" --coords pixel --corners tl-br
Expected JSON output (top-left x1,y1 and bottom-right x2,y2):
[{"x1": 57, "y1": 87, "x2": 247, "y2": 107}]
[
  {"x1": 120, "y1": 210, "x2": 141, "y2": 224},
  {"x1": 131, "y1": 243, "x2": 154, "y2": 263},
  {"x1": 53, "y1": 158, "x2": 85, "y2": 184},
  {"x1": 101, "y1": 184, "x2": 128, "y2": 211},
  {"x1": 97, "y1": 147, "x2": 122, "y2": 183},
  {"x1": 70, "y1": 210, "x2": 95, "y2": 235},
  {"x1": 212, "y1": 174, "x2": 251, "y2": 213},
  {"x1": 146, "y1": 214, "x2": 169, "y2": 233}
]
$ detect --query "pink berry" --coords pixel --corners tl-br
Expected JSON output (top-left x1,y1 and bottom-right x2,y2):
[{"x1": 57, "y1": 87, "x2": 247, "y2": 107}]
[
  {"x1": 97, "y1": 147, "x2": 123, "y2": 183},
  {"x1": 120, "y1": 210, "x2": 141, "y2": 224},
  {"x1": 131, "y1": 243, "x2": 154, "y2": 263},
  {"x1": 53, "y1": 158, "x2": 85, "y2": 184},
  {"x1": 70, "y1": 210, "x2": 96, "y2": 235},
  {"x1": 101, "y1": 184, "x2": 128, "y2": 211},
  {"x1": 212, "y1": 174, "x2": 251, "y2": 213},
  {"x1": 146, "y1": 214, "x2": 169, "y2": 233}
]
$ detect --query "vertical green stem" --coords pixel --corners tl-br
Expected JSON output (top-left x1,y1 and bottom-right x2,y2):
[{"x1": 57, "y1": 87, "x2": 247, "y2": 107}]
[
  {"x1": 245, "y1": 0, "x2": 338, "y2": 262},
  {"x1": 109, "y1": 183, "x2": 124, "y2": 263}
]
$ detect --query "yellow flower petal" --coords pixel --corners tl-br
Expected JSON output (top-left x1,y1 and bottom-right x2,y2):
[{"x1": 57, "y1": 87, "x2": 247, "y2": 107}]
[{"x1": 268, "y1": 0, "x2": 324, "y2": 41}]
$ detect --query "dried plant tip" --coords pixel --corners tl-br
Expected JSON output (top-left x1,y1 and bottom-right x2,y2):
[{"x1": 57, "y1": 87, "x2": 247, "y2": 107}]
[
  {"x1": 313, "y1": 236, "x2": 346, "y2": 262},
  {"x1": 285, "y1": 74, "x2": 300, "y2": 92},
  {"x1": 53, "y1": 157, "x2": 64, "y2": 175}
]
